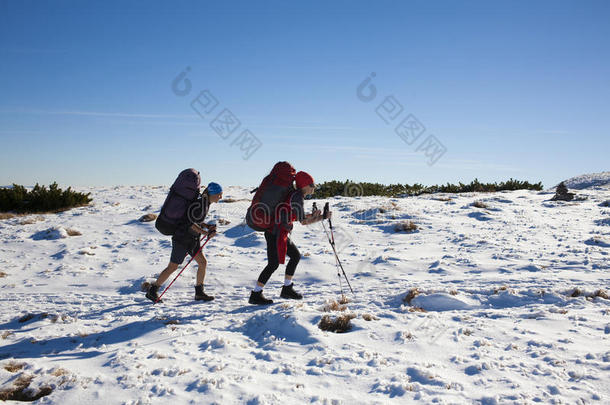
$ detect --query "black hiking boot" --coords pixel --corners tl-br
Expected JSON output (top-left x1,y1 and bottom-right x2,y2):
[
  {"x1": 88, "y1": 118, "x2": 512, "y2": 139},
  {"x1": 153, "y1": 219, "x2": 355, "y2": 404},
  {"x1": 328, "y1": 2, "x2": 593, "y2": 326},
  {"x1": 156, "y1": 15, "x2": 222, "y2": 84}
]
[
  {"x1": 146, "y1": 284, "x2": 162, "y2": 303},
  {"x1": 280, "y1": 283, "x2": 303, "y2": 300},
  {"x1": 195, "y1": 285, "x2": 214, "y2": 302},
  {"x1": 249, "y1": 290, "x2": 273, "y2": 305}
]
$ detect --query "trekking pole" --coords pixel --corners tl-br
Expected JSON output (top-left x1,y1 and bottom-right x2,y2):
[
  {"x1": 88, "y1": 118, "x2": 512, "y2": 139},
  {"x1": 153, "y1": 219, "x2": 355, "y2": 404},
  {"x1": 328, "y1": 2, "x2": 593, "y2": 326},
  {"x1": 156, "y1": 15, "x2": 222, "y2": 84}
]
[
  {"x1": 320, "y1": 202, "x2": 355, "y2": 294},
  {"x1": 155, "y1": 233, "x2": 213, "y2": 303},
  {"x1": 314, "y1": 203, "x2": 343, "y2": 295}
]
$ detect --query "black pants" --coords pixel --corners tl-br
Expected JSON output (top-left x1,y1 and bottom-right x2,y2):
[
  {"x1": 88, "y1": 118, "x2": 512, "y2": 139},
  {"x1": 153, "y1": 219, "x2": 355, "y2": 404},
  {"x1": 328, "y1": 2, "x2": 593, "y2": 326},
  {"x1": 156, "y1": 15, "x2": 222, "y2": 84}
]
[{"x1": 257, "y1": 231, "x2": 301, "y2": 285}]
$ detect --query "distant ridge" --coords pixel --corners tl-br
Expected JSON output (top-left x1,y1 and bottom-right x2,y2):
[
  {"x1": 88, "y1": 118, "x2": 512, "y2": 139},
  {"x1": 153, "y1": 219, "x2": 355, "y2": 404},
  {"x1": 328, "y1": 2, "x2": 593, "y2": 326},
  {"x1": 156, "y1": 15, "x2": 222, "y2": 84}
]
[{"x1": 559, "y1": 171, "x2": 610, "y2": 190}]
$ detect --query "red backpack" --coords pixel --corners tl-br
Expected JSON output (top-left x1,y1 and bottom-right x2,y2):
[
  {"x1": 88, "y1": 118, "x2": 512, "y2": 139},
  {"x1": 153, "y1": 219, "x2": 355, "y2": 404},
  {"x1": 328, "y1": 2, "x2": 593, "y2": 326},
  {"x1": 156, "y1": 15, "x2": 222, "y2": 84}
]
[{"x1": 246, "y1": 162, "x2": 296, "y2": 232}]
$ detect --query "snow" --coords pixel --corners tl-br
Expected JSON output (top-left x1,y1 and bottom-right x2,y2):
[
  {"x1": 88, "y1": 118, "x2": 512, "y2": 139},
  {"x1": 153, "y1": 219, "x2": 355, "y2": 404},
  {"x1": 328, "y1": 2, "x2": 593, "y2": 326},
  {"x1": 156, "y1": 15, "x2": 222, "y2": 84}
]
[
  {"x1": 30, "y1": 226, "x2": 70, "y2": 241},
  {"x1": 1, "y1": 181, "x2": 609, "y2": 404},
  {"x1": 558, "y1": 171, "x2": 610, "y2": 190}
]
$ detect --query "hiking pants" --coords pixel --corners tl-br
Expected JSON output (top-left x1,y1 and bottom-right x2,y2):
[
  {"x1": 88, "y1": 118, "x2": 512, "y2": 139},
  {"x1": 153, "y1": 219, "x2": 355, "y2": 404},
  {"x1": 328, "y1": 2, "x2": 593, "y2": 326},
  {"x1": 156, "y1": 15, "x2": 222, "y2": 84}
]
[{"x1": 257, "y1": 230, "x2": 301, "y2": 285}]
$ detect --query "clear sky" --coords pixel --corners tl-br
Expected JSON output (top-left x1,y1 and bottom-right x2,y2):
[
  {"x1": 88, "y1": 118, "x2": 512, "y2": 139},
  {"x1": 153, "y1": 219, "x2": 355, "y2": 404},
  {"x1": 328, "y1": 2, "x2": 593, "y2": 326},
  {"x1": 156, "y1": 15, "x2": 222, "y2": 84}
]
[{"x1": 1, "y1": 0, "x2": 608, "y2": 188}]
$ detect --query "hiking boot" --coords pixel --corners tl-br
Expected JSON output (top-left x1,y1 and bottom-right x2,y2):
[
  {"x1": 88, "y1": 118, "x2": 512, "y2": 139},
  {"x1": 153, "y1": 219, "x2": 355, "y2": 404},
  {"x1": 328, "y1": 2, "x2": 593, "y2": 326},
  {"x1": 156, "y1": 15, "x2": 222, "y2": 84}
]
[
  {"x1": 146, "y1": 284, "x2": 162, "y2": 303},
  {"x1": 195, "y1": 285, "x2": 214, "y2": 302},
  {"x1": 280, "y1": 283, "x2": 303, "y2": 300},
  {"x1": 249, "y1": 290, "x2": 273, "y2": 305}
]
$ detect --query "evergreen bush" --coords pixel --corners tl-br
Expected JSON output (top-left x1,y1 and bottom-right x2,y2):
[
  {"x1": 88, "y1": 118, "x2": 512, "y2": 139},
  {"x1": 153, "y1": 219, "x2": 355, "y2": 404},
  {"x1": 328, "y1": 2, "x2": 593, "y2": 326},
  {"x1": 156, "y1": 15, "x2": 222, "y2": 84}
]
[
  {"x1": 314, "y1": 178, "x2": 543, "y2": 198},
  {"x1": 0, "y1": 183, "x2": 91, "y2": 213}
]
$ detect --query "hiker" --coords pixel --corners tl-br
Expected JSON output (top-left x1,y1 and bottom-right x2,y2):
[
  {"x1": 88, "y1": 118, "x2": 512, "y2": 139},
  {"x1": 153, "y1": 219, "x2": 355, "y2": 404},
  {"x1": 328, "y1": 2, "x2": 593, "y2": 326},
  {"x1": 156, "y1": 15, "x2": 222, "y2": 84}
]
[
  {"x1": 248, "y1": 169, "x2": 330, "y2": 305},
  {"x1": 147, "y1": 173, "x2": 223, "y2": 303}
]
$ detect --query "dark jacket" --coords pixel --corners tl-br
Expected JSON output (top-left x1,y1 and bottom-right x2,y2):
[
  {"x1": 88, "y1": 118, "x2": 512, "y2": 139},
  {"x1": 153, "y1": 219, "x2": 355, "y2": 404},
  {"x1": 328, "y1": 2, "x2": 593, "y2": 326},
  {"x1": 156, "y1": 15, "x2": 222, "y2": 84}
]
[{"x1": 172, "y1": 193, "x2": 210, "y2": 247}]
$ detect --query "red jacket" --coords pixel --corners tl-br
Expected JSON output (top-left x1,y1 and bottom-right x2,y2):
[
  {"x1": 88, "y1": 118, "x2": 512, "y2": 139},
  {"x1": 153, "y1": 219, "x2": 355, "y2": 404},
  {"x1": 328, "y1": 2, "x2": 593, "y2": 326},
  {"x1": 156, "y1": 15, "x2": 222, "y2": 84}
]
[{"x1": 273, "y1": 190, "x2": 305, "y2": 263}]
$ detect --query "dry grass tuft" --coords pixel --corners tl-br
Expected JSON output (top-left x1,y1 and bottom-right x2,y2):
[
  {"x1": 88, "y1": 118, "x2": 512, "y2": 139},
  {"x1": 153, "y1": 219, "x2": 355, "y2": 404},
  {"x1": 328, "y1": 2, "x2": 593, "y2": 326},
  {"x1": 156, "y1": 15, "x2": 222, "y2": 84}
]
[
  {"x1": 338, "y1": 295, "x2": 350, "y2": 305},
  {"x1": 0, "y1": 271, "x2": 7, "y2": 278},
  {"x1": 3, "y1": 362, "x2": 26, "y2": 372},
  {"x1": 394, "y1": 220, "x2": 418, "y2": 233},
  {"x1": 408, "y1": 307, "x2": 427, "y2": 313},
  {"x1": 1, "y1": 331, "x2": 12, "y2": 339},
  {"x1": 323, "y1": 300, "x2": 347, "y2": 312},
  {"x1": 379, "y1": 203, "x2": 400, "y2": 213},
  {"x1": 19, "y1": 216, "x2": 45, "y2": 225},
  {"x1": 217, "y1": 218, "x2": 231, "y2": 225},
  {"x1": 570, "y1": 288, "x2": 583, "y2": 297},
  {"x1": 164, "y1": 320, "x2": 180, "y2": 325},
  {"x1": 66, "y1": 228, "x2": 82, "y2": 236},
  {"x1": 78, "y1": 249, "x2": 95, "y2": 256},
  {"x1": 318, "y1": 314, "x2": 356, "y2": 333},
  {"x1": 49, "y1": 314, "x2": 71, "y2": 323},
  {"x1": 0, "y1": 213, "x2": 16, "y2": 220},
  {"x1": 138, "y1": 213, "x2": 157, "y2": 222},
  {"x1": 18, "y1": 313, "x2": 35, "y2": 323},
  {"x1": 50, "y1": 368, "x2": 69, "y2": 377},
  {"x1": 472, "y1": 201, "x2": 489, "y2": 209},
  {"x1": 590, "y1": 289, "x2": 608, "y2": 300},
  {"x1": 493, "y1": 285, "x2": 509, "y2": 294},
  {"x1": 362, "y1": 314, "x2": 379, "y2": 321},
  {"x1": 18, "y1": 313, "x2": 50, "y2": 323},
  {"x1": 0, "y1": 374, "x2": 53, "y2": 402},
  {"x1": 403, "y1": 288, "x2": 420, "y2": 304}
]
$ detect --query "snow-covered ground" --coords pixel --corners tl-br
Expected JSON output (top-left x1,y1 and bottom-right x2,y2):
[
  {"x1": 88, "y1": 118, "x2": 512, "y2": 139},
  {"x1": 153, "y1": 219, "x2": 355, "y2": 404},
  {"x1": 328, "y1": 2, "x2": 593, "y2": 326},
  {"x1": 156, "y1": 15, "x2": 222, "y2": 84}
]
[
  {"x1": 1, "y1": 177, "x2": 609, "y2": 404},
  {"x1": 559, "y1": 171, "x2": 610, "y2": 190}
]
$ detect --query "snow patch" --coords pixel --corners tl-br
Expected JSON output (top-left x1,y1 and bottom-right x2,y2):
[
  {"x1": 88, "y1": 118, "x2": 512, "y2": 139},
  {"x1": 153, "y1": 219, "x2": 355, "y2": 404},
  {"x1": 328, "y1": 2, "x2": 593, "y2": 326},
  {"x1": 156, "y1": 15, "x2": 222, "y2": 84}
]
[
  {"x1": 559, "y1": 171, "x2": 610, "y2": 190},
  {"x1": 410, "y1": 293, "x2": 480, "y2": 311},
  {"x1": 31, "y1": 226, "x2": 69, "y2": 240}
]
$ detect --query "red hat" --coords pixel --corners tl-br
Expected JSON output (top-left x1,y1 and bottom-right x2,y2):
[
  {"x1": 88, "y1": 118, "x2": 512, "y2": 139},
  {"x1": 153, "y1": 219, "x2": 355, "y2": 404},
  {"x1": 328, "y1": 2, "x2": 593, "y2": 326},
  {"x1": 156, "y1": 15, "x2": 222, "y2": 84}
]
[{"x1": 295, "y1": 171, "x2": 314, "y2": 189}]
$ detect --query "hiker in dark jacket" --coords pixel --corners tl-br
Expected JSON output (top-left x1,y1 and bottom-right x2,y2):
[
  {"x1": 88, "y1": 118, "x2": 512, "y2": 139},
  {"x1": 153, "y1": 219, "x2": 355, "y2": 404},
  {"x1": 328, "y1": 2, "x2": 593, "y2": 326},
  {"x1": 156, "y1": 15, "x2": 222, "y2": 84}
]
[
  {"x1": 146, "y1": 182, "x2": 223, "y2": 303},
  {"x1": 249, "y1": 172, "x2": 330, "y2": 305}
]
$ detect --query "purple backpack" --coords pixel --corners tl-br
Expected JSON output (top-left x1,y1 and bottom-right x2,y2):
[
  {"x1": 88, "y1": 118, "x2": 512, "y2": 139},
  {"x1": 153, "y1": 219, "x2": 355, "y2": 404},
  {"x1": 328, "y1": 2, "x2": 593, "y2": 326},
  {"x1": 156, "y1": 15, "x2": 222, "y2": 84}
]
[{"x1": 155, "y1": 169, "x2": 201, "y2": 235}]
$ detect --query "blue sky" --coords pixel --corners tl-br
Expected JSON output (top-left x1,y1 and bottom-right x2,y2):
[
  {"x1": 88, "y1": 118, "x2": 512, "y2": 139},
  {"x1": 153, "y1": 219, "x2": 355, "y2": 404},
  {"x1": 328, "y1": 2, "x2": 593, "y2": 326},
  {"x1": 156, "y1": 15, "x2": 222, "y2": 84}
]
[{"x1": 1, "y1": 0, "x2": 608, "y2": 188}]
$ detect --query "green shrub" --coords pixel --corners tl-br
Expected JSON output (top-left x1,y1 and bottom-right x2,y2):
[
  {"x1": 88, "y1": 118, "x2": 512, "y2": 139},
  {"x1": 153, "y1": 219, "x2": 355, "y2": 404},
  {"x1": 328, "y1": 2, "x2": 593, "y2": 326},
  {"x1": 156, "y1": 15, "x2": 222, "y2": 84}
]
[
  {"x1": 313, "y1": 178, "x2": 543, "y2": 198},
  {"x1": 0, "y1": 183, "x2": 91, "y2": 213}
]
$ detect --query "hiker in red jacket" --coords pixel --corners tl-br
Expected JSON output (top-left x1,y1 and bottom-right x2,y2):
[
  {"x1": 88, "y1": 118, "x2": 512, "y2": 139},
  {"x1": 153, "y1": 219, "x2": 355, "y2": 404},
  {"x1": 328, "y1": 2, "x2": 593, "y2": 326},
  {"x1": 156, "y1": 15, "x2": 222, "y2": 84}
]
[{"x1": 249, "y1": 171, "x2": 330, "y2": 305}]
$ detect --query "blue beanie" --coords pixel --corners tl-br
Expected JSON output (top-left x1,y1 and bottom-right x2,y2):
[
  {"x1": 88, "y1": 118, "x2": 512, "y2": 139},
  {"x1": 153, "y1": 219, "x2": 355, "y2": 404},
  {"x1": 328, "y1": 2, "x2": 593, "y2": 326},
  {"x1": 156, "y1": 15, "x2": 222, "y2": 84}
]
[{"x1": 207, "y1": 182, "x2": 223, "y2": 195}]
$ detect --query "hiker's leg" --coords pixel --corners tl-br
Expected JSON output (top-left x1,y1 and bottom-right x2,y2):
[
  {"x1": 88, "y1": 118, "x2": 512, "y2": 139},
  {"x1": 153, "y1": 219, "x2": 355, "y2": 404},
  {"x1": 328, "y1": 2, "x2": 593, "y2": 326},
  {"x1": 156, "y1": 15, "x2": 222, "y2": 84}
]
[
  {"x1": 156, "y1": 238, "x2": 189, "y2": 287},
  {"x1": 155, "y1": 262, "x2": 180, "y2": 286},
  {"x1": 279, "y1": 239, "x2": 303, "y2": 299},
  {"x1": 256, "y1": 231, "x2": 280, "y2": 287},
  {"x1": 194, "y1": 252, "x2": 207, "y2": 285},
  {"x1": 284, "y1": 238, "x2": 301, "y2": 283},
  {"x1": 249, "y1": 231, "x2": 276, "y2": 305}
]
